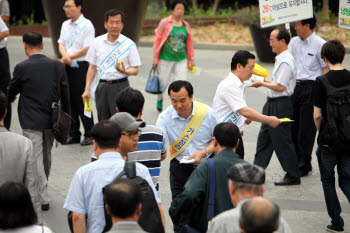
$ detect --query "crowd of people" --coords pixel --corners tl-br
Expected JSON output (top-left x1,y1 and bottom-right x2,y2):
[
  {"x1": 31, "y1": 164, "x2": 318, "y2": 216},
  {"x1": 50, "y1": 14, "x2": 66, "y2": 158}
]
[{"x1": 0, "y1": 0, "x2": 349, "y2": 233}]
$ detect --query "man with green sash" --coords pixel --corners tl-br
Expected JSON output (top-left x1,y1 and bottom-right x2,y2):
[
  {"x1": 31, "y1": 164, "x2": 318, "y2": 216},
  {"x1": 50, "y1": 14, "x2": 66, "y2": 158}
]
[
  {"x1": 250, "y1": 28, "x2": 300, "y2": 186},
  {"x1": 156, "y1": 80, "x2": 218, "y2": 201},
  {"x1": 58, "y1": 0, "x2": 95, "y2": 145},
  {"x1": 82, "y1": 9, "x2": 141, "y2": 121}
]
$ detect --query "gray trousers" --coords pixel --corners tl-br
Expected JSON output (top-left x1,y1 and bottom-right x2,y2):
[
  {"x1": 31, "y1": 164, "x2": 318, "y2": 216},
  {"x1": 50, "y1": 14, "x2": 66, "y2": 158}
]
[
  {"x1": 23, "y1": 129, "x2": 54, "y2": 204},
  {"x1": 253, "y1": 97, "x2": 300, "y2": 178},
  {"x1": 95, "y1": 79, "x2": 129, "y2": 121}
]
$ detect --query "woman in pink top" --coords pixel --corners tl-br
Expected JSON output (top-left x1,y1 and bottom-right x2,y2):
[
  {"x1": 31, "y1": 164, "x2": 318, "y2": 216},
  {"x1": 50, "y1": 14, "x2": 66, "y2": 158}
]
[{"x1": 153, "y1": 0, "x2": 195, "y2": 112}]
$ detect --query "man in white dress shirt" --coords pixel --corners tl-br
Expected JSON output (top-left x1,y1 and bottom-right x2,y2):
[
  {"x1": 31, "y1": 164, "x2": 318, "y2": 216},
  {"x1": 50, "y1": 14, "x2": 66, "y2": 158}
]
[
  {"x1": 82, "y1": 9, "x2": 141, "y2": 121},
  {"x1": 58, "y1": 0, "x2": 95, "y2": 145},
  {"x1": 212, "y1": 50, "x2": 281, "y2": 159},
  {"x1": 289, "y1": 16, "x2": 329, "y2": 177},
  {"x1": 250, "y1": 28, "x2": 300, "y2": 186}
]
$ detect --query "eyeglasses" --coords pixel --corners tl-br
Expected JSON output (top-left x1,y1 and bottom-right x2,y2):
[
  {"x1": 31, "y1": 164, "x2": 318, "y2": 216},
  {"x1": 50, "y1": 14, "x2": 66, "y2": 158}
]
[
  {"x1": 122, "y1": 130, "x2": 141, "y2": 139},
  {"x1": 63, "y1": 5, "x2": 75, "y2": 10}
]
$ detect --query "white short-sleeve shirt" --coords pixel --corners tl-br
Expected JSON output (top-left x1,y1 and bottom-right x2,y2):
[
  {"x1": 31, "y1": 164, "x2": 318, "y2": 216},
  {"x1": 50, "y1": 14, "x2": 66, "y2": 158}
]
[
  {"x1": 268, "y1": 50, "x2": 295, "y2": 98},
  {"x1": 0, "y1": 17, "x2": 8, "y2": 49},
  {"x1": 57, "y1": 14, "x2": 95, "y2": 61},
  {"x1": 212, "y1": 72, "x2": 247, "y2": 132},
  {"x1": 289, "y1": 32, "x2": 326, "y2": 81},
  {"x1": 85, "y1": 33, "x2": 141, "y2": 80}
]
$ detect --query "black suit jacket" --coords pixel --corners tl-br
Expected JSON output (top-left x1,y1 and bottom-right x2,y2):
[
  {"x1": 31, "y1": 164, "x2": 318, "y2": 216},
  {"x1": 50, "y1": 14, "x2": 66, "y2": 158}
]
[{"x1": 7, "y1": 54, "x2": 70, "y2": 129}]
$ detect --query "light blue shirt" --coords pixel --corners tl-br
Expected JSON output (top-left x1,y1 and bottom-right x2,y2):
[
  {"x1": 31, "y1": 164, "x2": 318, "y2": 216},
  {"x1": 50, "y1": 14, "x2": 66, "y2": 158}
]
[
  {"x1": 289, "y1": 32, "x2": 326, "y2": 81},
  {"x1": 156, "y1": 101, "x2": 218, "y2": 161},
  {"x1": 63, "y1": 152, "x2": 160, "y2": 233}
]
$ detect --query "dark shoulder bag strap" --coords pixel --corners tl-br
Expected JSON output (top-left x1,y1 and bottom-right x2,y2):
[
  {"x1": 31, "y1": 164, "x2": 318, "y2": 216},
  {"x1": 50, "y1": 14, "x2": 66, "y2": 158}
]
[
  {"x1": 54, "y1": 60, "x2": 61, "y2": 101},
  {"x1": 207, "y1": 158, "x2": 215, "y2": 221},
  {"x1": 124, "y1": 161, "x2": 136, "y2": 178}
]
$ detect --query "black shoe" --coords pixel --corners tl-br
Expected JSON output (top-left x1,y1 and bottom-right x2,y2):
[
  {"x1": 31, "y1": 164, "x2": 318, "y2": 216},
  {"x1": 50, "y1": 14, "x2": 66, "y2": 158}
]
[
  {"x1": 274, "y1": 177, "x2": 301, "y2": 186},
  {"x1": 299, "y1": 170, "x2": 310, "y2": 177},
  {"x1": 327, "y1": 225, "x2": 344, "y2": 232},
  {"x1": 80, "y1": 137, "x2": 92, "y2": 146},
  {"x1": 42, "y1": 204, "x2": 50, "y2": 211},
  {"x1": 63, "y1": 136, "x2": 80, "y2": 145}
]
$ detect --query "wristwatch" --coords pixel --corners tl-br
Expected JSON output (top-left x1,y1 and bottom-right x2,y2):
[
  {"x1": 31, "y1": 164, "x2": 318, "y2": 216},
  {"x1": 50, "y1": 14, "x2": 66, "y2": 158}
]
[{"x1": 204, "y1": 148, "x2": 210, "y2": 157}]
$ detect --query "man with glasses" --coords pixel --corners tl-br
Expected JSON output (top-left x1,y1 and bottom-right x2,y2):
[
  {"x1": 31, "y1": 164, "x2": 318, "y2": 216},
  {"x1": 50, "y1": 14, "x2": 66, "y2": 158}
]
[
  {"x1": 58, "y1": 0, "x2": 95, "y2": 146},
  {"x1": 250, "y1": 28, "x2": 300, "y2": 186},
  {"x1": 64, "y1": 119, "x2": 164, "y2": 233},
  {"x1": 82, "y1": 9, "x2": 141, "y2": 121}
]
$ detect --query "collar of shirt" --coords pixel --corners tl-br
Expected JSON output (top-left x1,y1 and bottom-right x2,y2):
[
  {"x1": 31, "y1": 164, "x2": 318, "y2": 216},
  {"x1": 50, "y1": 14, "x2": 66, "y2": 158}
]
[
  {"x1": 275, "y1": 49, "x2": 290, "y2": 63},
  {"x1": 30, "y1": 52, "x2": 43, "y2": 56},
  {"x1": 300, "y1": 31, "x2": 316, "y2": 45},
  {"x1": 228, "y1": 72, "x2": 245, "y2": 88},
  {"x1": 98, "y1": 151, "x2": 123, "y2": 160},
  {"x1": 69, "y1": 14, "x2": 85, "y2": 25},
  {"x1": 171, "y1": 101, "x2": 196, "y2": 120},
  {"x1": 103, "y1": 33, "x2": 125, "y2": 46},
  {"x1": 116, "y1": 221, "x2": 138, "y2": 225}
]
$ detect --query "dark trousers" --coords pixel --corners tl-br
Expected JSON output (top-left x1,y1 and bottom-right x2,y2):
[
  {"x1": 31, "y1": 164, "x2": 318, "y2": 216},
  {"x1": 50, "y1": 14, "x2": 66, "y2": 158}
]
[
  {"x1": 95, "y1": 79, "x2": 129, "y2": 121},
  {"x1": 236, "y1": 135, "x2": 244, "y2": 160},
  {"x1": 254, "y1": 97, "x2": 299, "y2": 178},
  {"x1": 316, "y1": 146, "x2": 350, "y2": 227},
  {"x1": 66, "y1": 61, "x2": 94, "y2": 139},
  {"x1": 169, "y1": 159, "x2": 195, "y2": 200},
  {"x1": 0, "y1": 48, "x2": 11, "y2": 129},
  {"x1": 170, "y1": 159, "x2": 195, "y2": 232},
  {"x1": 291, "y1": 83, "x2": 316, "y2": 173}
]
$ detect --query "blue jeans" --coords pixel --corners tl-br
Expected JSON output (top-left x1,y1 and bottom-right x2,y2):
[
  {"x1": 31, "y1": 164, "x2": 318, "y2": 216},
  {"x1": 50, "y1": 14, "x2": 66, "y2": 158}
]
[{"x1": 316, "y1": 146, "x2": 350, "y2": 227}]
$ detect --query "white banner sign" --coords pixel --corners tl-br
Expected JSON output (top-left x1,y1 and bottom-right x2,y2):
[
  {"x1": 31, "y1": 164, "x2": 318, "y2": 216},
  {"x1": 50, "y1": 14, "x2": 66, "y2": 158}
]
[
  {"x1": 259, "y1": 0, "x2": 313, "y2": 28},
  {"x1": 339, "y1": 0, "x2": 350, "y2": 30}
]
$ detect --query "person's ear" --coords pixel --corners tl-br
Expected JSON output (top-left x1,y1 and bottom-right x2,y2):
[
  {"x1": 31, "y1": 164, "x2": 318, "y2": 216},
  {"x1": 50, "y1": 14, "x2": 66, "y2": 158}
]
[
  {"x1": 92, "y1": 139, "x2": 98, "y2": 151},
  {"x1": 234, "y1": 138, "x2": 240, "y2": 150},
  {"x1": 260, "y1": 186, "x2": 265, "y2": 196},
  {"x1": 239, "y1": 220, "x2": 245, "y2": 232},
  {"x1": 116, "y1": 107, "x2": 119, "y2": 113},
  {"x1": 136, "y1": 203, "x2": 142, "y2": 217},
  {"x1": 105, "y1": 204, "x2": 110, "y2": 214},
  {"x1": 140, "y1": 107, "x2": 144, "y2": 116},
  {"x1": 41, "y1": 43, "x2": 44, "y2": 50}
]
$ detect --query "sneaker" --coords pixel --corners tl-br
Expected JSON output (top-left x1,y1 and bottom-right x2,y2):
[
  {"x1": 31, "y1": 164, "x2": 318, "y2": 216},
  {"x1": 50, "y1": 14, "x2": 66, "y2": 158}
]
[
  {"x1": 157, "y1": 100, "x2": 163, "y2": 112},
  {"x1": 326, "y1": 225, "x2": 344, "y2": 232},
  {"x1": 80, "y1": 137, "x2": 92, "y2": 146}
]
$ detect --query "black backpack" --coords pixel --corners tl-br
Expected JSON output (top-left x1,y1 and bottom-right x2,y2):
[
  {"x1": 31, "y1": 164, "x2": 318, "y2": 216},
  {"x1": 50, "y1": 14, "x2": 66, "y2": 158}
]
[
  {"x1": 102, "y1": 161, "x2": 164, "y2": 233},
  {"x1": 318, "y1": 75, "x2": 350, "y2": 153}
]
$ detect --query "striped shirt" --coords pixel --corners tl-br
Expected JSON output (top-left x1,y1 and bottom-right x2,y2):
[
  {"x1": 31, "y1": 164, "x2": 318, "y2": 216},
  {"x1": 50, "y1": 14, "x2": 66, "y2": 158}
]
[{"x1": 128, "y1": 122, "x2": 166, "y2": 191}]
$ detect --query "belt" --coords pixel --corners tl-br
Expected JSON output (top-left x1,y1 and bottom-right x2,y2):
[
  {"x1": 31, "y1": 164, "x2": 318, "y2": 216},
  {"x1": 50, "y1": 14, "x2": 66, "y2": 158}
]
[
  {"x1": 241, "y1": 132, "x2": 244, "y2": 137},
  {"x1": 267, "y1": 96, "x2": 289, "y2": 101},
  {"x1": 296, "y1": 80, "x2": 314, "y2": 86},
  {"x1": 100, "y1": 77, "x2": 128, "y2": 84}
]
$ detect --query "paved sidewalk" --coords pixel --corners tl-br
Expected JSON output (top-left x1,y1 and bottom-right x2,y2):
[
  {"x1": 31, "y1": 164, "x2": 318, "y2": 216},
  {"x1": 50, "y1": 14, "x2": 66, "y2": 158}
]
[{"x1": 6, "y1": 36, "x2": 350, "y2": 233}]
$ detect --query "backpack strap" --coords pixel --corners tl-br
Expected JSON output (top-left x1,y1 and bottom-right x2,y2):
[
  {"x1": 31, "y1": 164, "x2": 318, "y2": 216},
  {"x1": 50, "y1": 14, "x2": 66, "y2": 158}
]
[
  {"x1": 207, "y1": 158, "x2": 215, "y2": 221},
  {"x1": 124, "y1": 161, "x2": 136, "y2": 178}
]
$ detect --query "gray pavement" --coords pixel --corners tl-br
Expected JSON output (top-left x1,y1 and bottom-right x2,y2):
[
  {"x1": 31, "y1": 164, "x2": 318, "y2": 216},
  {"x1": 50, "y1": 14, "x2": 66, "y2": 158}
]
[{"x1": 6, "y1": 36, "x2": 350, "y2": 233}]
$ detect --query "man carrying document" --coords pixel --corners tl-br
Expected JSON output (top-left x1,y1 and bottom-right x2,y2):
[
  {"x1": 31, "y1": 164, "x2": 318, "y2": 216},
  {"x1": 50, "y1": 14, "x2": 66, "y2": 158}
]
[
  {"x1": 156, "y1": 80, "x2": 218, "y2": 199},
  {"x1": 82, "y1": 9, "x2": 141, "y2": 121},
  {"x1": 250, "y1": 28, "x2": 300, "y2": 186}
]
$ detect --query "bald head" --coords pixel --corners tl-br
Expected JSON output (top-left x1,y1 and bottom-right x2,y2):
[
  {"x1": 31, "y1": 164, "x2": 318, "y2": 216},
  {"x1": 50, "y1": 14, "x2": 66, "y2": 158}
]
[{"x1": 240, "y1": 197, "x2": 280, "y2": 233}]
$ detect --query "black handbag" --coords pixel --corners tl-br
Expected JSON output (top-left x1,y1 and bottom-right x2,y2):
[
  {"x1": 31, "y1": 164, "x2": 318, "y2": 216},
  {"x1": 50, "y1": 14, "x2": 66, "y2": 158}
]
[
  {"x1": 51, "y1": 60, "x2": 72, "y2": 144},
  {"x1": 145, "y1": 66, "x2": 163, "y2": 94}
]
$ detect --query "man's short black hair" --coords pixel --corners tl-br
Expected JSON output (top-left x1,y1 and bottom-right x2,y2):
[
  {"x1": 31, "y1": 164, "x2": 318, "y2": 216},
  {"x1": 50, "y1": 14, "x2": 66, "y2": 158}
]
[
  {"x1": 73, "y1": 0, "x2": 83, "y2": 7},
  {"x1": 104, "y1": 9, "x2": 124, "y2": 23},
  {"x1": 231, "y1": 50, "x2": 255, "y2": 71},
  {"x1": 0, "y1": 91, "x2": 6, "y2": 121},
  {"x1": 275, "y1": 28, "x2": 291, "y2": 45},
  {"x1": 104, "y1": 178, "x2": 142, "y2": 218},
  {"x1": 91, "y1": 120, "x2": 121, "y2": 149},
  {"x1": 22, "y1": 31, "x2": 42, "y2": 48},
  {"x1": 116, "y1": 87, "x2": 145, "y2": 117},
  {"x1": 321, "y1": 40, "x2": 345, "y2": 65},
  {"x1": 0, "y1": 182, "x2": 38, "y2": 229},
  {"x1": 214, "y1": 122, "x2": 240, "y2": 148},
  {"x1": 170, "y1": 0, "x2": 186, "y2": 10},
  {"x1": 301, "y1": 15, "x2": 317, "y2": 30},
  {"x1": 240, "y1": 198, "x2": 280, "y2": 233},
  {"x1": 168, "y1": 80, "x2": 194, "y2": 98}
]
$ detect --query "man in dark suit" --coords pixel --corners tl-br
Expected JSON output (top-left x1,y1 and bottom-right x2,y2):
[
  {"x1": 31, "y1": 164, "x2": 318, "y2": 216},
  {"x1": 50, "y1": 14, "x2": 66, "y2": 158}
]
[{"x1": 7, "y1": 31, "x2": 70, "y2": 211}]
